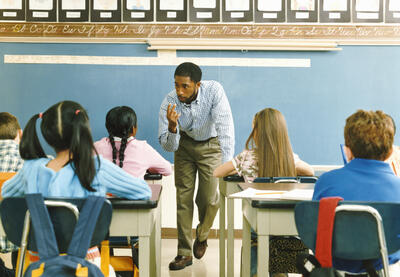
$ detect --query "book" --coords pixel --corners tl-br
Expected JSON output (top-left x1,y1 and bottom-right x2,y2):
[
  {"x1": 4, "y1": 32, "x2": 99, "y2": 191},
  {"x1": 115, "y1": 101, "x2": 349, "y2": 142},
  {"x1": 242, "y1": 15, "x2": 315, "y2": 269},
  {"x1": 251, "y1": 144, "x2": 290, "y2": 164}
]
[{"x1": 229, "y1": 187, "x2": 313, "y2": 201}]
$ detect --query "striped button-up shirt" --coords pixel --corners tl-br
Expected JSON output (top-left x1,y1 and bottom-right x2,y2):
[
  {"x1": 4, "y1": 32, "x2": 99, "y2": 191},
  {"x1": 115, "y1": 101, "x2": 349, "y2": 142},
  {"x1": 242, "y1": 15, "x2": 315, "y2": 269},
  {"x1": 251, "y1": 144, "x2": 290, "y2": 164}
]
[
  {"x1": 159, "y1": 80, "x2": 234, "y2": 163},
  {"x1": 0, "y1": 140, "x2": 23, "y2": 172}
]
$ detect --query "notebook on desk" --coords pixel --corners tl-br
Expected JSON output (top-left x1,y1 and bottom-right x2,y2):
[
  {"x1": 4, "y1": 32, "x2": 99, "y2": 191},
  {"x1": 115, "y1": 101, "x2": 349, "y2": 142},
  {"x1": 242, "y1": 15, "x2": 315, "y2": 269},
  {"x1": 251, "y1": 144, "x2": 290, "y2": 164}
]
[
  {"x1": 340, "y1": 143, "x2": 348, "y2": 165},
  {"x1": 229, "y1": 187, "x2": 313, "y2": 201}
]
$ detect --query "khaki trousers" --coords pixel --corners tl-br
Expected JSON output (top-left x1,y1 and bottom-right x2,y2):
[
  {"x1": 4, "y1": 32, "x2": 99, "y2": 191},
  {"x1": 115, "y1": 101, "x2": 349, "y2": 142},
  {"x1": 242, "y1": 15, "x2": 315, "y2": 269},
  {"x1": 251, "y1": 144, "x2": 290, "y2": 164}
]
[{"x1": 174, "y1": 133, "x2": 221, "y2": 256}]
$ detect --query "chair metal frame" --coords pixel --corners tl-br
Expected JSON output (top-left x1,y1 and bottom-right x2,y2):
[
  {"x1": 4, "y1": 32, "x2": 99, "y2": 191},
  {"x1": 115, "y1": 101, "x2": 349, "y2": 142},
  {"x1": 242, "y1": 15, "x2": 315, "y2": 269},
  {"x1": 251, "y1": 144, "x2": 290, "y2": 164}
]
[
  {"x1": 335, "y1": 204, "x2": 390, "y2": 277},
  {"x1": 16, "y1": 201, "x2": 80, "y2": 277}
]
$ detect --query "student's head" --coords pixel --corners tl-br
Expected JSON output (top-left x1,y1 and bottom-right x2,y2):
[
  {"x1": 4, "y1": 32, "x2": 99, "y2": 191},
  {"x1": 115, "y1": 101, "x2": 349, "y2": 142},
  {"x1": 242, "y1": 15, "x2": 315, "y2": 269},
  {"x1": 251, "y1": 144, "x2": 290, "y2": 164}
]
[
  {"x1": 0, "y1": 112, "x2": 21, "y2": 142},
  {"x1": 105, "y1": 106, "x2": 137, "y2": 168},
  {"x1": 174, "y1": 62, "x2": 202, "y2": 104},
  {"x1": 20, "y1": 100, "x2": 98, "y2": 192},
  {"x1": 388, "y1": 114, "x2": 396, "y2": 135},
  {"x1": 344, "y1": 110, "x2": 394, "y2": 161},
  {"x1": 246, "y1": 108, "x2": 296, "y2": 177}
]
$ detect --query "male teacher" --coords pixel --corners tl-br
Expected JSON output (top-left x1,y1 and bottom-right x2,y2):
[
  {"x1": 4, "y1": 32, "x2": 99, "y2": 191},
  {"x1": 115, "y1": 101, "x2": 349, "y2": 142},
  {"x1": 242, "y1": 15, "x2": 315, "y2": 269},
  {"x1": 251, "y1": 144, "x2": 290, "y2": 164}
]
[{"x1": 159, "y1": 62, "x2": 235, "y2": 270}]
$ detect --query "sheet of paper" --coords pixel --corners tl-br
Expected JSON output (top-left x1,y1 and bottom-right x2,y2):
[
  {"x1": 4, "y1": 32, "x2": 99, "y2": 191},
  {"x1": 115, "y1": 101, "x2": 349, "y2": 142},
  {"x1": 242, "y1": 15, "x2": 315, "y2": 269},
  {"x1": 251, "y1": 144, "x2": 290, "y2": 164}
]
[
  {"x1": 323, "y1": 0, "x2": 347, "y2": 11},
  {"x1": 225, "y1": 0, "x2": 249, "y2": 11},
  {"x1": 0, "y1": 0, "x2": 22, "y2": 9},
  {"x1": 229, "y1": 188, "x2": 286, "y2": 200},
  {"x1": 280, "y1": 189, "x2": 314, "y2": 201},
  {"x1": 93, "y1": 0, "x2": 117, "y2": 10},
  {"x1": 29, "y1": 0, "x2": 52, "y2": 10},
  {"x1": 389, "y1": 0, "x2": 400, "y2": 11},
  {"x1": 355, "y1": 0, "x2": 379, "y2": 12},
  {"x1": 127, "y1": 0, "x2": 150, "y2": 10},
  {"x1": 291, "y1": 0, "x2": 315, "y2": 11},
  {"x1": 160, "y1": 0, "x2": 184, "y2": 10},
  {"x1": 258, "y1": 0, "x2": 282, "y2": 11},
  {"x1": 194, "y1": 0, "x2": 216, "y2": 9},
  {"x1": 62, "y1": 0, "x2": 85, "y2": 10}
]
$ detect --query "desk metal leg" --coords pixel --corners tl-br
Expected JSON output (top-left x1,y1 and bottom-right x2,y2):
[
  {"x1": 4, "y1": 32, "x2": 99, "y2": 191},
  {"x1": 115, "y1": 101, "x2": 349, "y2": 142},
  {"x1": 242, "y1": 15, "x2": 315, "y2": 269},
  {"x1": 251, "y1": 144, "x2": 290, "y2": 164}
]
[
  {"x1": 258, "y1": 235, "x2": 270, "y2": 277},
  {"x1": 241, "y1": 214, "x2": 251, "y2": 277},
  {"x1": 139, "y1": 235, "x2": 150, "y2": 277},
  {"x1": 150, "y1": 222, "x2": 156, "y2": 277},
  {"x1": 219, "y1": 189, "x2": 226, "y2": 277},
  {"x1": 227, "y1": 197, "x2": 235, "y2": 277},
  {"x1": 155, "y1": 199, "x2": 162, "y2": 277}
]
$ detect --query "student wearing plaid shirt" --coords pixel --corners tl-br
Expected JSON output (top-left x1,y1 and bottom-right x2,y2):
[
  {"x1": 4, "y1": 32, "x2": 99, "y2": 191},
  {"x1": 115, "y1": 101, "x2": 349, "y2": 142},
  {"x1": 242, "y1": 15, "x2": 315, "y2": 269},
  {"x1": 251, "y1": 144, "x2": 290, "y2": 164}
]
[
  {"x1": 159, "y1": 63, "x2": 235, "y2": 270},
  {"x1": 0, "y1": 112, "x2": 23, "y2": 173},
  {"x1": 0, "y1": 112, "x2": 23, "y2": 272}
]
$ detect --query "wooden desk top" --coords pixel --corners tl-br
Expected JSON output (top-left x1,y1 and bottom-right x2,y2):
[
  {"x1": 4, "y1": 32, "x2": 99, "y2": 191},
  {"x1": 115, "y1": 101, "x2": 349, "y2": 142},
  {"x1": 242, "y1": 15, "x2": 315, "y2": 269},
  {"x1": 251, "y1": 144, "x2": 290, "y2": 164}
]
[
  {"x1": 109, "y1": 183, "x2": 162, "y2": 209},
  {"x1": 238, "y1": 182, "x2": 315, "y2": 209}
]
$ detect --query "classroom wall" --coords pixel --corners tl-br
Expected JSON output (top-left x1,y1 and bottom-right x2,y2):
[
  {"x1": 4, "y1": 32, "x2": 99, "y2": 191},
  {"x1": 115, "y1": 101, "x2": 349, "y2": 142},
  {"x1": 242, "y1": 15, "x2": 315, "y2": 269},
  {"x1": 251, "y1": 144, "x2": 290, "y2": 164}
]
[{"x1": 2, "y1": 42, "x2": 400, "y2": 165}]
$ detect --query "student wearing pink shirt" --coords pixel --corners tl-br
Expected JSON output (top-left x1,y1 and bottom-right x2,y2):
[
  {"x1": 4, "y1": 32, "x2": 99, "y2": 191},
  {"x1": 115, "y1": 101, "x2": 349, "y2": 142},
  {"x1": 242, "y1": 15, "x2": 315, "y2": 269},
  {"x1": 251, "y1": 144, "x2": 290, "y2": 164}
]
[{"x1": 95, "y1": 106, "x2": 172, "y2": 179}]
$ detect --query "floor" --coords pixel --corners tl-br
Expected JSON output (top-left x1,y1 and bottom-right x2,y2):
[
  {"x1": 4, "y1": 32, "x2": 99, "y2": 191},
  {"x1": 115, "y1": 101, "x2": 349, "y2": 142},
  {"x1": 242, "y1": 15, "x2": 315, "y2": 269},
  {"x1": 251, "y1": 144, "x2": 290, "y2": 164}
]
[
  {"x1": 162, "y1": 239, "x2": 241, "y2": 277},
  {"x1": 161, "y1": 239, "x2": 300, "y2": 277},
  {"x1": 0, "y1": 239, "x2": 301, "y2": 277}
]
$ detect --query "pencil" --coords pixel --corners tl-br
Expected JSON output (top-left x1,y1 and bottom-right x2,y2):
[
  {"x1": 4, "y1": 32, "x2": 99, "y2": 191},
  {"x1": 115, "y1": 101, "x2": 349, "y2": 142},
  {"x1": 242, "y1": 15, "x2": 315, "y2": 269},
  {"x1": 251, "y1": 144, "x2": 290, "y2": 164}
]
[{"x1": 255, "y1": 192, "x2": 285, "y2": 195}]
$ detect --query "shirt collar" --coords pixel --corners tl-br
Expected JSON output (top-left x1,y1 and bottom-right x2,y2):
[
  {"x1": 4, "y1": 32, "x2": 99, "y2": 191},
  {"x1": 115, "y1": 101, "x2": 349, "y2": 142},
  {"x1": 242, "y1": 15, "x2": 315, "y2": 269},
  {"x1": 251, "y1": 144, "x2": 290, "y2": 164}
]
[
  {"x1": 113, "y1": 136, "x2": 135, "y2": 142},
  {"x1": 0, "y1": 140, "x2": 18, "y2": 147},
  {"x1": 347, "y1": 158, "x2": 394, "y2": 174}
]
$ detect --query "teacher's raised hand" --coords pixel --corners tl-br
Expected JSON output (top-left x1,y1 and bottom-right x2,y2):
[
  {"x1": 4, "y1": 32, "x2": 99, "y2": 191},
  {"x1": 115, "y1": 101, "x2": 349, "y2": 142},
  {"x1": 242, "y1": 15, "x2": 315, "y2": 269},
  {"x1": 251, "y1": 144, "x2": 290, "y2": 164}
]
[{"x1": 167, "y1": 103, "x2": 180, "y2": 133}]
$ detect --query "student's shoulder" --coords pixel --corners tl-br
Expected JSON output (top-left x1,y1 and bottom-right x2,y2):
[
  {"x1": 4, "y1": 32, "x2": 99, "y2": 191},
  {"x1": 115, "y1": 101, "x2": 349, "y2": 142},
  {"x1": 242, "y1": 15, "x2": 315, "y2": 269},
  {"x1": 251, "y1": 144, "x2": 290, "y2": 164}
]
[
  {"x1": 94, "y1": 137, "x2": 110, "y2": 149},
  {"x1": 23, "y1": 157, "x2": 50, "y2": 166},
  {"x1": 20, "y1": 158, "x2": 51, "y2": 173},
  {"x1": 317, "y1": 166, "x2": 345, "y2": 182},
  {"x1": 133, "y1": 139, "x2": 158, "y2": 152}
]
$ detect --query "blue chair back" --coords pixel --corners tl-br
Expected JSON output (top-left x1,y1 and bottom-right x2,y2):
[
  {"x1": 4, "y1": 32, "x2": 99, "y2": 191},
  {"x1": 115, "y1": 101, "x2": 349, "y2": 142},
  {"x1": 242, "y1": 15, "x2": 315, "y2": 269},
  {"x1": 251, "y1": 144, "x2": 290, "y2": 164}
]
[
  {"x1": 295, "y1": 201, "x2": 400, "y2": 260},
  {"x1": 0, "y1": 197, "x2": 112, "y2": 253}
]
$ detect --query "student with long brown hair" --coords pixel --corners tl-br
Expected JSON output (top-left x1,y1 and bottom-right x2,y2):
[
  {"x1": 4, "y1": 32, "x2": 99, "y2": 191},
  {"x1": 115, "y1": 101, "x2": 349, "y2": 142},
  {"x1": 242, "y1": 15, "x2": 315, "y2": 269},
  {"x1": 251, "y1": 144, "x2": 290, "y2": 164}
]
[
  {"x1": 214, "y1": 107, "x2": 314, "y2": 277},
  {"x1": 214, "y1": 107, "x2": 313, "y2": 181}
]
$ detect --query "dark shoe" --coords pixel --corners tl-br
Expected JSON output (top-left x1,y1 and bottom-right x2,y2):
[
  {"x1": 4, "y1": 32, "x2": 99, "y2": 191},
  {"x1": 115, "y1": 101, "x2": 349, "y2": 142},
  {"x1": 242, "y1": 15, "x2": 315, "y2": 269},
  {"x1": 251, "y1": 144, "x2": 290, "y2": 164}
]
[
  {"x1": 193, "y1": 238, "x2": 208, "y2": 259},
  {"x1": 168, "y1": 255, "x2": 193, "y2": 270}
]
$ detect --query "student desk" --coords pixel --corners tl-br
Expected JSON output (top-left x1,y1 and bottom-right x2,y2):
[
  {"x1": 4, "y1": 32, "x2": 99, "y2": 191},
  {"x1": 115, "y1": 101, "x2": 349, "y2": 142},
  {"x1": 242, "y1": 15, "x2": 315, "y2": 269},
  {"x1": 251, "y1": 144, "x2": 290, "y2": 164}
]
[
  {"x1": 107, "y1": 183, "x2": 162, "y2": 277},
  {"x1": 239, "y1": 182, "x2": 314, "y2": 277},
  {"x1": 219, "y1": 175, "x2": 244, "y2": 277}
]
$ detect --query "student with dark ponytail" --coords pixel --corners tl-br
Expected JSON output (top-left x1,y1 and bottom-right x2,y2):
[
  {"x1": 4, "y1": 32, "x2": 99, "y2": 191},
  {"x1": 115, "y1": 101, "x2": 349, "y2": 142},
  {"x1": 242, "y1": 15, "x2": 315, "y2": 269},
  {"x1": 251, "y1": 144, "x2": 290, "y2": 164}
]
[
  {"x1": 2, "y1": 100, "x2": 151, "y2": 200},
  {"x1": 95, "y1": 106, "x2": 172, "y2": 179}
]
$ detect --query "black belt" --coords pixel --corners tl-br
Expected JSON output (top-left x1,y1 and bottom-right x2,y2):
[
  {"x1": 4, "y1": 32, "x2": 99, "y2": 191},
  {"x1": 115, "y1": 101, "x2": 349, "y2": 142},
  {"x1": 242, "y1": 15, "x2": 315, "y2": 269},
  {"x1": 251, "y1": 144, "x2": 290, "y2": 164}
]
[{"x1": 181, "y1": 132, "x2": 216, "y2": 143}]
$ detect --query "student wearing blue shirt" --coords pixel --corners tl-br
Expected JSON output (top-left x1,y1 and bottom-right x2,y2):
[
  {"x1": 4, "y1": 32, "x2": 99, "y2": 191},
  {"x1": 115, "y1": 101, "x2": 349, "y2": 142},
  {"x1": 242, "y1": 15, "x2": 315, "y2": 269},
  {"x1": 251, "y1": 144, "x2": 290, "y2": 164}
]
[
  {"x1": 313, "y1": 109, "x2": 400, "y2": 276},
  {"x1": 2, "y1": 101, "x2": 151, "y2": 275},
  {"x1": 159, "y1": 62, "x2": 235, "y2": 270},
  {"x1": 2, "y1": 100, "x2": 151, "y2": 199}
]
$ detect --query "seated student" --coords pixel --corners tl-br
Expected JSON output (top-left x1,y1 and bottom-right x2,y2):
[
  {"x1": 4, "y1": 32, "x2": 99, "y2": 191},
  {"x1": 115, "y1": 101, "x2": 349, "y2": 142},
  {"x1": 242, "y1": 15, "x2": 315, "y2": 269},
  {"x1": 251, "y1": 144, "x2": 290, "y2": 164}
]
[
  {"x1": 0, "y1": 112, "x2": 23, "y2": 172},
  {"x1": 313, "y1": 109, "x2": 400, "y2": 276},
  {"x1": 2, "y1": 101, "x2": 151, "y2": 275},
  {"x1": 0, "y1": 112, "x2": 23, "y2": 274},
  {"x1": 214, "y1": 107, "x2": 314, "y2": 182},
  {"x1": 95, "y1": 106, "x2": 172, "y2": 179},
  {"x1": 214, "y1": 108, "x2": 314, "y2": 277}
]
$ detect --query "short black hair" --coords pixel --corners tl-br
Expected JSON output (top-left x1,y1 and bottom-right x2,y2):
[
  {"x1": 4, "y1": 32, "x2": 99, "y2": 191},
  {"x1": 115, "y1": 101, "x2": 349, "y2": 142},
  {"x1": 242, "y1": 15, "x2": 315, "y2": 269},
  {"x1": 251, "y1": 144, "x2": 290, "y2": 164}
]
[{"x1": 174, "y1": 62, "x2": 202, "y2": 83}]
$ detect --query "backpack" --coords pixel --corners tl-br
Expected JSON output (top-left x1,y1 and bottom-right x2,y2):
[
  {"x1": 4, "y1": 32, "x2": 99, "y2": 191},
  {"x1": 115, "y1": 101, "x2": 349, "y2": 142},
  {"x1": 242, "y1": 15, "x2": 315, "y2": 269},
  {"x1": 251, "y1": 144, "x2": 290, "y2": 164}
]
[{"x1": 23, "y1": 194, "x2": 106, "y2": 277}]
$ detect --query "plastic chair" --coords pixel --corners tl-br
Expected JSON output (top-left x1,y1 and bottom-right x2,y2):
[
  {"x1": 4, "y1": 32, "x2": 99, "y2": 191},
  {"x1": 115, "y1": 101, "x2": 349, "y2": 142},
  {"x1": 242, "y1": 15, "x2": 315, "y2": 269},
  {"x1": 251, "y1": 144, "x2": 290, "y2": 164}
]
[
  {"x1": 0, "y1": 197, "x2": 112, "y2": 277},
  {"x1": 295, "y1": 201, "x2": 400, "y2": 277},
  {"x1": 0, "y1": 172, "x2": 16, "y2": 187}
]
